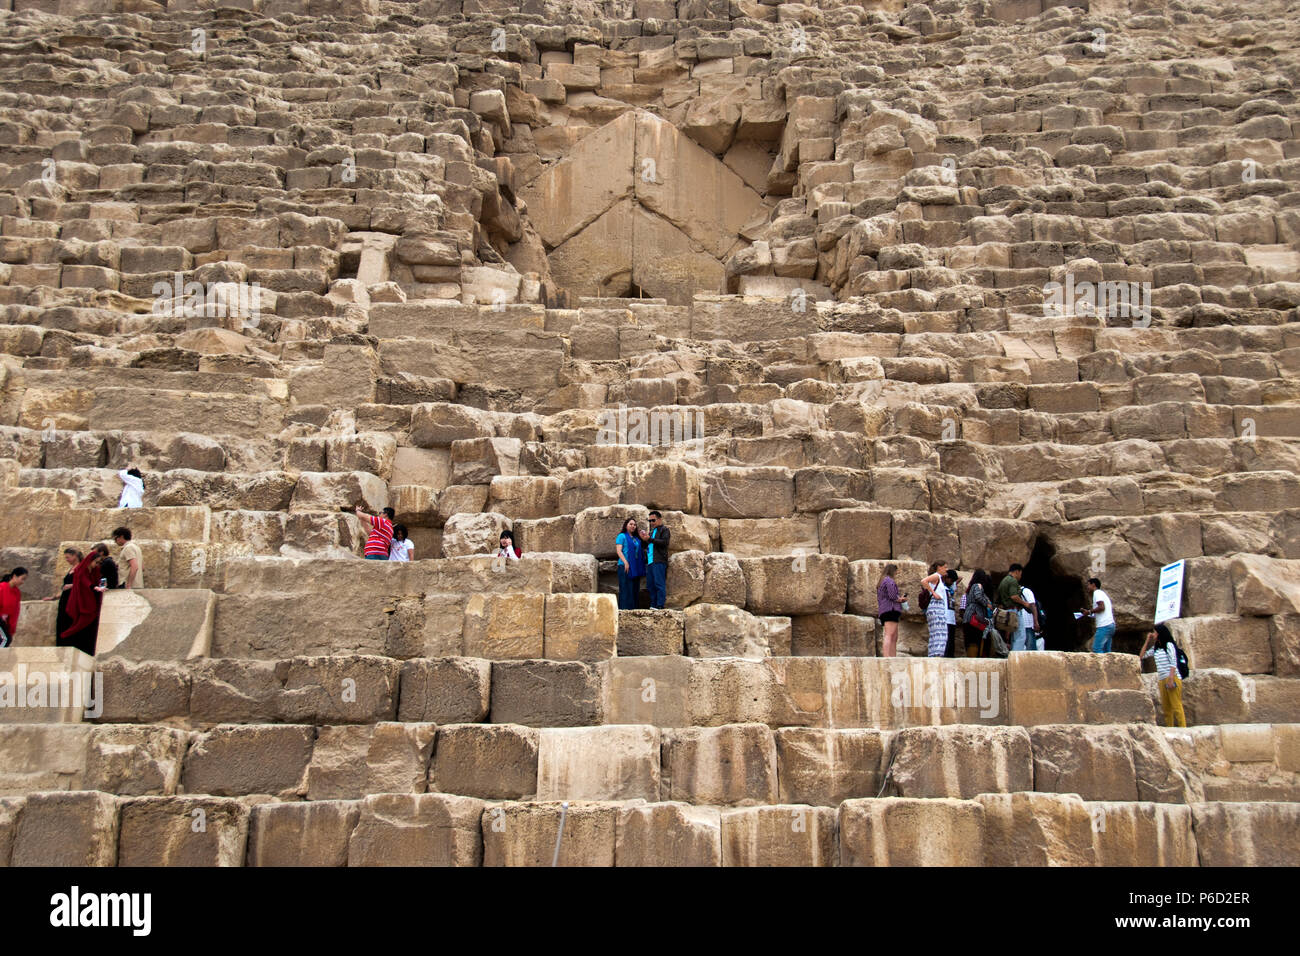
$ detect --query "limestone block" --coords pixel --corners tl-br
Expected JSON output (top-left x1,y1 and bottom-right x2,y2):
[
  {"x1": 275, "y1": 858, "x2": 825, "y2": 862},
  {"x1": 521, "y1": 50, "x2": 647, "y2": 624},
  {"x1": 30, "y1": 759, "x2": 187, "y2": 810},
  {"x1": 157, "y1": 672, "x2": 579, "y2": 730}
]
[
  {"x1": 248, "y1": 800, "x2": 361, "y2": 867},
  {"x1": 528, "y1": 552, "x2": 597, "y2": 593},
  {"x1": 348, "y1": 793, "x2": 485, "y2": 866},
  {"x1": 700, "y1": 466, "x2": 794, "y2": 519},
  {"x1": 1168, "y1": 615, "x2": 1273, "y2": 674},
  {"x1": 181, "y1": 725, "x2": 314, "y2": 798},
  {"x1": 451, "y1": 437, "x2": 523, "y2": 484},
  {"x1": 720, "y1": 805, "x2": 837, "y2": 867},
  {"x1": 839, "y1": 797, "x2": 985, "y2": 867},
  {"x1": 307, "y1": 723, "x2": 436, "y2": 800},
  {"x1": 616, "y1": 609, "x2": 685, "y2": 655},
  {"x1": 615, "y1": 802, "x2": 721, "y2": 866},
  {"x1": 537, "y1": 725, "x2": 660, "y2": 801},
  {"x1": 775, "y1": 728, "x2": 889, "y2": 806},
  {"x1": 481, "y1": 801, "x2": 618, "y2": 866},
  {"x1": 1089, "y1": 801, "x2": 1198, "y2": 867},
  {"x1": 544, "y1": 593, "x2": 618, "y2": 661},
  {"x1": 488, "y1": 475, "x2": 561, "y2": 519},
  {"x1": 463, "y1": 592, "x2": 545, "y2": 660},
  {"x1": 975, "y1": 792, "x2": 1096, "y2": 866},
  {"x1": 95, "y1": 588, "x2": 214, "y2": 661},
  {"x1": 885, "y1": 725, "x2": 1033, "y2": 799},
  {"x1": 817, "y1": 509, "x2": 892, "y2": 562},
  {"x1": 661, "y1": 724, "x2": 777, "y2": 805},
  {"x1": 441, "y1": 512, "x2": 511, "y2": 557},
  {"x1": 0, "y1": 647, "x2": 96, "y2": 723},
  {"x1": 684, "y1": 603, "x2": 775, "y2": 658},
  {"x1": 82, "y1": 725, "x2": 190, "y2": 797},
  {"x1": 1029, "y1": 724, "x2": 1194, "y2": 803},
  {"x1": 719, "y1": 517, "x2": 818, "y2": 557},
  {"x1": 740, "y1": 554, "x2": 848, "y2": 615},
  {"x1": 790, "y1": 613, "x2": 875, "y2": 656},
  {"x1": 290, "y1": 471, "x2": 387, "y2": 512},
  {"x1": 429, "y1": 724, "x2": 539, "y2": 800},
  {"x1": 117, "y1": 796, "x2": 250, "y2": 866},
  {"x1": 10, "y1": 790, "x2": 120, "y2": 866},
  {"x1": 397, "y1": 658, "x2": 491, "y2": 723},
  {"x1": 1191, "y1": 802, "x2": 1300, "y2": 866},
  {"x1": 91, "y1": 659, "x2": 190, "y2": 724},
  {"x1": 490, "y1": 660, "x2": 603, "y2": 727}
]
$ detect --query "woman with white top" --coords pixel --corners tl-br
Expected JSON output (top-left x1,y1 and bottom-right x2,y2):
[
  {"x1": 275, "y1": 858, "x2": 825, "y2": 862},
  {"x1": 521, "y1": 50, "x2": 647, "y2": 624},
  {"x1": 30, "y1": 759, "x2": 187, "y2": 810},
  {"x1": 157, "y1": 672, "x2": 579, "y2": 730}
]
[
  {"x1": 921, "y1": 561, "x2": 950, "y2": 657},
  {"x1": 388, "y1": 524, "x2": 414, "y2": 561},
  {"x1": 1140, "y1": 622, "x2": 1186, "y2": 727},
  {"x1": 118, "y1": 467, "x2": 144, "y2": 508}
]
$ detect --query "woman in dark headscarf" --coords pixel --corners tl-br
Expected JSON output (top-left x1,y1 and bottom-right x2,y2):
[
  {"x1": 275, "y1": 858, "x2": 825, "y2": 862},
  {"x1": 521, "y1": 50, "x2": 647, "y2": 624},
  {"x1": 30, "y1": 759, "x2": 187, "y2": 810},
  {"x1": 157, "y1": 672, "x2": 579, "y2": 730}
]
[
  {"x1": 57, "y1": 545, "x2": 108, "y2": 657},
  {"x1": 43, "y1": 547, "x2": 82, "y2": 638}
]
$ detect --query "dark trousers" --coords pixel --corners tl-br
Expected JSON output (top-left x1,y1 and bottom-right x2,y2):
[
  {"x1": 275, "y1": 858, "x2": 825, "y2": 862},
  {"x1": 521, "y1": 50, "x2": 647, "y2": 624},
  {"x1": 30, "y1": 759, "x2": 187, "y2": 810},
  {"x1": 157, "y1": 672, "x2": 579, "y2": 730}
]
[
  {"x1": 943, "y1": 623, "x2": 965, "y2": 658},
  {"x1": 617, "y1": 566, "x2": 642, "y2": 610},
  {"x1": 647, "y1": 562, "x2": 667, "y2": 609}
]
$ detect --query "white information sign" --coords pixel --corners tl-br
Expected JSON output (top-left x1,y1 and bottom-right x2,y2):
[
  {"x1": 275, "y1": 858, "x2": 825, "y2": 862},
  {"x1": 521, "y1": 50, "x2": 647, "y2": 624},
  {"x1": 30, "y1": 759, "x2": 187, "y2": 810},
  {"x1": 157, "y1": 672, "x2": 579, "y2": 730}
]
[{"x1": 1153, "y1": 560, "x2": 1185, "y2": 625}]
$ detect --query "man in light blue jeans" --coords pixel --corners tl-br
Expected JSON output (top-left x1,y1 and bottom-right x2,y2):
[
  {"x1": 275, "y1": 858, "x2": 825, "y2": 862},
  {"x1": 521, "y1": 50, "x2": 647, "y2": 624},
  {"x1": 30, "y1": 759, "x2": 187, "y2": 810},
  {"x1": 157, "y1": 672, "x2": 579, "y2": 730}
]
[{"x1": 1082, "y1": 577, "x2": 1115, "y2": 653}]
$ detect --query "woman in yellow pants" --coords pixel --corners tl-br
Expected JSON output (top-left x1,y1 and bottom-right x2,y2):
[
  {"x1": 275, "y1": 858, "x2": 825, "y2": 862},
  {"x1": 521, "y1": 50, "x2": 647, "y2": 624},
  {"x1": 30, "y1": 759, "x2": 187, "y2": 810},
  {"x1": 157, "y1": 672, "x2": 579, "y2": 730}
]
[{"x1": 1141, "y1": 623, "x2": 1186, "y2": 728}]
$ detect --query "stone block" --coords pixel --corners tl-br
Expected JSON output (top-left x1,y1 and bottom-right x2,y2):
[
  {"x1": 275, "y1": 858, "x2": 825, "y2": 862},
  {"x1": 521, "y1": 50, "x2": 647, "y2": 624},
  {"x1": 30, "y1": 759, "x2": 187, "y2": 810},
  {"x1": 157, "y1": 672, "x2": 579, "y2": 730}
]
[
  {"x1": 661, "y1": 724, "x2": 777, "y2": 805},
  {"x1": 482, "y1": 801, "x2": 617, "y2": 866},
  {"x1": 775, "y1": 728, "x2": 889, "y2": 806},
  {"x1": 537, "y1": 725, "x2": 661, "y2": 801},
  {"x1": 885, "y1": 725, "x2": 1033, "y2": 799},
  {"x1": 462, "y1": 592, "x2": 545, "y2": 660},
  {"x1": 348, "y1": 793, "x2": 485, "y2": 866},
  {"x1": 117, "y1": 796, "x2": 250, "y2": 866},
  {"x1": 429, "y1": 724, "x2": 539, "y2": 800},
  {"x1": 616, "y1": 609, "x2": 684, "y2": 656},
  {"x1": 490, "y1": 661, "x2": 602, "y2": 727},
  {"x1": 397, "y1": 658, "x2": 491, "y2": 723},
  {"x1": 615, "y1": 802, "x2": 721, "y2": 866},
  {"x1": 11, "y1": 790, "x2": 119, "y2": 866},
  {"x1": 248, "y1": 800, "x2": 361, "y2": 867},
  {"x1": 839, "y1": 797, "x2": 985, "y2": 866},
  {"x1": 720, "y1": 805, "x2": 838, "y2": 867},
  {"x1": 181, "y1": 725, "x2": 314, "y2": 798},
  {"x1": 544, "y1": 593, "x2": 618, "y2": 661}
]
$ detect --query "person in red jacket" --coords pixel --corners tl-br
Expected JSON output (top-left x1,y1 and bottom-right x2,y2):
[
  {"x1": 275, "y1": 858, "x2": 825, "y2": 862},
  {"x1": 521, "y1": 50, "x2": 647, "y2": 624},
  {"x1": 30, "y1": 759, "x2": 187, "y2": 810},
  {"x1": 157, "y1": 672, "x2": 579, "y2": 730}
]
[
  {"x1": 58, "y1": 546, "x2": 109, "y2": 656},
  {"x1": 0, "y1": 567, "x2": 28, "y2": 647}
]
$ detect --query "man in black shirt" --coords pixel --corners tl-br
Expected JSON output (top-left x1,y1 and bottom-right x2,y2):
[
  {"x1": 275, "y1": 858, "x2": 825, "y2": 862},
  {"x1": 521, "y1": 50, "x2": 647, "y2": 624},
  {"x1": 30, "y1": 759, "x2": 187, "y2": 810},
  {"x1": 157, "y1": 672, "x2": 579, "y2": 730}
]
[{"x1": 641, "y1": 510, "x2": 671, "y2": 609}]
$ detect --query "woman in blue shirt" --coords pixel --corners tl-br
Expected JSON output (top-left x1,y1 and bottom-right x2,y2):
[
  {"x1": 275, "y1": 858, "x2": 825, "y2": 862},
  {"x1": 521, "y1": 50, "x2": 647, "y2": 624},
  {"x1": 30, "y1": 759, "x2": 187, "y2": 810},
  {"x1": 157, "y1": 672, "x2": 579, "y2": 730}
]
[{"x1": 615, "y1": 517, "x2": 645, "y2": 610}]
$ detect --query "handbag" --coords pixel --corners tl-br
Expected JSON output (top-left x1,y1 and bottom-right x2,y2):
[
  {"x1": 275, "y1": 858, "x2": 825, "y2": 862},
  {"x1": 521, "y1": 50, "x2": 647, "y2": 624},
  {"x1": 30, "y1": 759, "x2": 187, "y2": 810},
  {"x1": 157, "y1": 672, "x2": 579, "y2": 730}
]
[{"x1": 969, "y1": 608, "x2": 988, "y2": 631}]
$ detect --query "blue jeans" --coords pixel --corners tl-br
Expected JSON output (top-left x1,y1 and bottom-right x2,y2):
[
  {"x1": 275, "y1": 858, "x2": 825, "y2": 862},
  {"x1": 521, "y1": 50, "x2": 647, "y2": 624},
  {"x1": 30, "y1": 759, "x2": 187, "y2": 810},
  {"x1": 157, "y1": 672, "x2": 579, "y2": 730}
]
[
  {"x1": 647, "y1": 562, "x2": 667, "y2": 609},
  {"x1": 617, "y1": 565, "x2": 642, "y2": 610},
  {"x1": 1010, "y1": 617, "x2": 1028, "y2": 651},
  {"x1": 1093, "y1": 624, "x2": 1115, "y2": 654},
  {"x1": 365, "y1": 554, "x2": 386, "y2": 560}
]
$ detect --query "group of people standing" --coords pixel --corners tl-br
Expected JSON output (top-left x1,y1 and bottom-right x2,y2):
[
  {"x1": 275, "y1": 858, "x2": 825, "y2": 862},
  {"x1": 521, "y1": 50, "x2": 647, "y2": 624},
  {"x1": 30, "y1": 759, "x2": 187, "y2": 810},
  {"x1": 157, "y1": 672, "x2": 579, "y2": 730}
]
[
  {"x1": 355, "y1": 506, "x2": 414, "y2": 561},
  {"x1": 615, "y1": 512, "x2": 671, "y2": 610},
  {"x1": 877, "y1": 561, "x2": 1044, "y2": 659}
]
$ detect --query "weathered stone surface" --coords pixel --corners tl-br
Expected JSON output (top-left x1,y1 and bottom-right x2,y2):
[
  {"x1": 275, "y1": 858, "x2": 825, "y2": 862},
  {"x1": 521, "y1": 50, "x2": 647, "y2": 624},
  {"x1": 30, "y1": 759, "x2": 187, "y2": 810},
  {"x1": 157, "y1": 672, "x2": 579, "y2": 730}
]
[
  {"x1": 886, "y1": 725, "x2": 1033, "y2": 799},
  {"x1": 720, "y1": 805, "x2": 838, "y2": 867},
  {"x1": 117, "y1": 796, "x2": 250, "y2": 866},
  {"x1": 1089, "y1": 801, "x2": 1198, "y2": 867},
  {"x1": 482, "y1": 801, "x2": 617, "y2": 867},
  {"x1": 615, "y1": 802, "x2": 721, "y2": 867},
  {"x1": 490, "y1": 660, "x2": 602, "y2": 727},
  {"x1": 976, "y1": 792, "x2": 1095, "y2": 867},
  {"x1": 537, "y1": 725, "x2": 660, "y2": 801},
  {"x1": 684, "y1": 603, "x2": 779, "y2": 658},
  {"x1": 348, "y1": 793, "x2": 485, "y2": 866},
  {"x1": 398, "y1": 658, "x2": 491, "y2": 723},
  {"x1": 740, "y1": 554, "x2": 848, "y2": 615},
  {"x1": 617, "y1": 609, "x2": 685, "y2": 656},
  {"x1": 775, "y1": 728, "x2": 888, "y2": 806},
  {"x1": 1029, "y1": 724, "x2": 1194, "y2": 804},
  {"x1": 307, "y1": 723, "x2": 436, "y2": 800},
  {"x1": 96, "y1": 588, "x2": 215, "y2": 660},
  {"x1": 248, "y1": 800, "x2": 361, "y2": 867},
  {"x1": 544, "y1": 593, "x2": 618, "y2": 661},
  {"x1": 661, "y1": 724, "x2": 777, "y2": 805},
  {"x1": 839, "y1": 797, "x2": 985, "y2": 867},
  {"x1": 430, "y1": 724, "x2": 538, "y2": 800},
  {"x1": 1191, "y1": 802, "x2": 1300, "y2": 866},
  {"x1": 182, "y1": 725, "x2": 314, "y2": 798},
  {"x1": 11, "y1": 790, "x2": 120, "y2": 866}
]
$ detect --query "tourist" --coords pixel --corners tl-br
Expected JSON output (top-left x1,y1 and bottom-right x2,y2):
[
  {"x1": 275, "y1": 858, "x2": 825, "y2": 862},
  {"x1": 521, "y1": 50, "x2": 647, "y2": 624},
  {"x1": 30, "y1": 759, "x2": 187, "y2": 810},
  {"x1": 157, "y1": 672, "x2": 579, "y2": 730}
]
[
  {"x1": 117, "y1": 467, "x2": 144, "y2": 509},
  {"x1": 943, "y1": 569, "x2": 964, "y2": 657},
  {"x1": 996, "y1": 563, "x2": 1033, "y2": 651},
  {"x1": 58, "y1": 545, "x2": 110, "y2": 656},
  {"x1": 355, "y1": 505, "x2": 395, "y2": 560},
  {"x1": 112, "y1": 526, "x2": 144, "y2": 589},
  {"x1": 495, "y1": 530, "x2": 521, "y2": 560},
  {"x1": 641, "y1": 510, "x2": 671, "y2": 609},
  {"x1": 962, "y1": 569, "x2": 997, "y2": 657},
  {"x1": 0, "y1": 567, "x2": 28, "y2": 647},
  {"x1": 615, "y1": 517, "x2": 645, "y2": 610},
  {"x1": 1141, "y1": 623, "x2": 1186, "y2": 727},
  {"x1": 389, "y1": 524, "x2": 414, "y2": 561},
  {"x1": 1081, "y1": 577, "x2": 1115, "y2": 653},
  {"x1": 921, "y1": 561, "x2": 949, "y2": 657},
  {"x1": 876, "y1": 563, "x2": 905, "y2": 657},
  {"x1": 42, "y1": 548, "x2": 82, "y2": 639},
  {"x1": 1020, "y1": 583, "x2": 1040, "y2": 651}
]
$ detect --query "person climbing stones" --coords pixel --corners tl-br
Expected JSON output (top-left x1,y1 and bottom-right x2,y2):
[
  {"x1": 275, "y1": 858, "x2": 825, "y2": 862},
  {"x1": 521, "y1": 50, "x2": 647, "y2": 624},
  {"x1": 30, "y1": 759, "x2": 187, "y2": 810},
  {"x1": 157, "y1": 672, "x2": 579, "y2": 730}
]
[{"x1": 355, "y1": 506, "x2": 395, "y2": 560}]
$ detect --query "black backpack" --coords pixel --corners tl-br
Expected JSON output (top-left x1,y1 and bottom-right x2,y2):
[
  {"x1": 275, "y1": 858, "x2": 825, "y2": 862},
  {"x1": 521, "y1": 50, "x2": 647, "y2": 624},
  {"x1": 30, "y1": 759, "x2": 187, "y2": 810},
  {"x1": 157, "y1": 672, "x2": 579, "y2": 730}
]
[
  {"x1": 919, "y1": 588, "x2": 931, "y2": 611},
  {"x1": 1170, "y1": 639, "x2": 1190, "y2": 679}
]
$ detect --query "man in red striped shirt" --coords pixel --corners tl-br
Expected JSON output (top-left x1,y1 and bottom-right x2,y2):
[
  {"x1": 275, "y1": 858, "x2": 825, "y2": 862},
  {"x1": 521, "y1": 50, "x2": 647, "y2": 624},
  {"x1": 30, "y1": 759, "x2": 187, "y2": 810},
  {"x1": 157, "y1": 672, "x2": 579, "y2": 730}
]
[{"x1": 355, "y1": 506, "x2": 396, "y2": 559}]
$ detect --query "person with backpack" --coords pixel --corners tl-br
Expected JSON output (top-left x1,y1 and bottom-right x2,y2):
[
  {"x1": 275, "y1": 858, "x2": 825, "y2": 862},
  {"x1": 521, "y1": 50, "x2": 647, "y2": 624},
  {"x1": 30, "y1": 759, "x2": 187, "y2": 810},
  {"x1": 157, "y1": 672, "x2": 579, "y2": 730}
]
[
  {"x1": 921, "y1": 561, "x2": 949, "y2": 657},
  {"x1": 961, "y1": 569, "x2": 996, "y2": 657},
  {"x1": 1141, "y1": 622, "x2": 1186, "y2": 727}
]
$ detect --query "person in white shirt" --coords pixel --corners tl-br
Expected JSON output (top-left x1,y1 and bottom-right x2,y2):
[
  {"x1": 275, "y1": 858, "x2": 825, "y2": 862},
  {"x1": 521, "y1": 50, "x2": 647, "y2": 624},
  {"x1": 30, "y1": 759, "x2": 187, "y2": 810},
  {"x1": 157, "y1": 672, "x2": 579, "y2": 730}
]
[
  {"x1": 1081, "y1": 577, "x2": 1115, "y2": 653},
  {"x1": 1020, "y1": 586, "x2": 1040, "y2": 650},
  {"x1": 388, "y1": 524, "x2": 414, "y2": 562},
  {"x1": 1140, "y1": 622, "x2": 1185, "y2": 727},
  {"x1": 118, "y1": 468, "x2": 144, "y2": 509}
]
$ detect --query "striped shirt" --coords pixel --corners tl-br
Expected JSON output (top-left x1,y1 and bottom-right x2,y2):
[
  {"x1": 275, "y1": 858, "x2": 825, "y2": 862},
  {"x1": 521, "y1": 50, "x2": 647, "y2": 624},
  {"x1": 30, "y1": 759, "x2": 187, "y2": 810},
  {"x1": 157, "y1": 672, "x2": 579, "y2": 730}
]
[
  {"x1": 1144, "y1": 645, "x2": 1177, "y2": 679},
  {"x1": 363, "y1": 515, "x2": 394, "y2": 558}
]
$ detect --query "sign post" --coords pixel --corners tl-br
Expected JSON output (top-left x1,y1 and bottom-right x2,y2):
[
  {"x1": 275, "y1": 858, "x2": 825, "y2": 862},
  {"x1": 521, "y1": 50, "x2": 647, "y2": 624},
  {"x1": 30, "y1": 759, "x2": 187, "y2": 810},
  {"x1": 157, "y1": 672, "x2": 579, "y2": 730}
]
[{"x1": 1153, "y1": 560, "x2": 1185, "y2": 625}]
